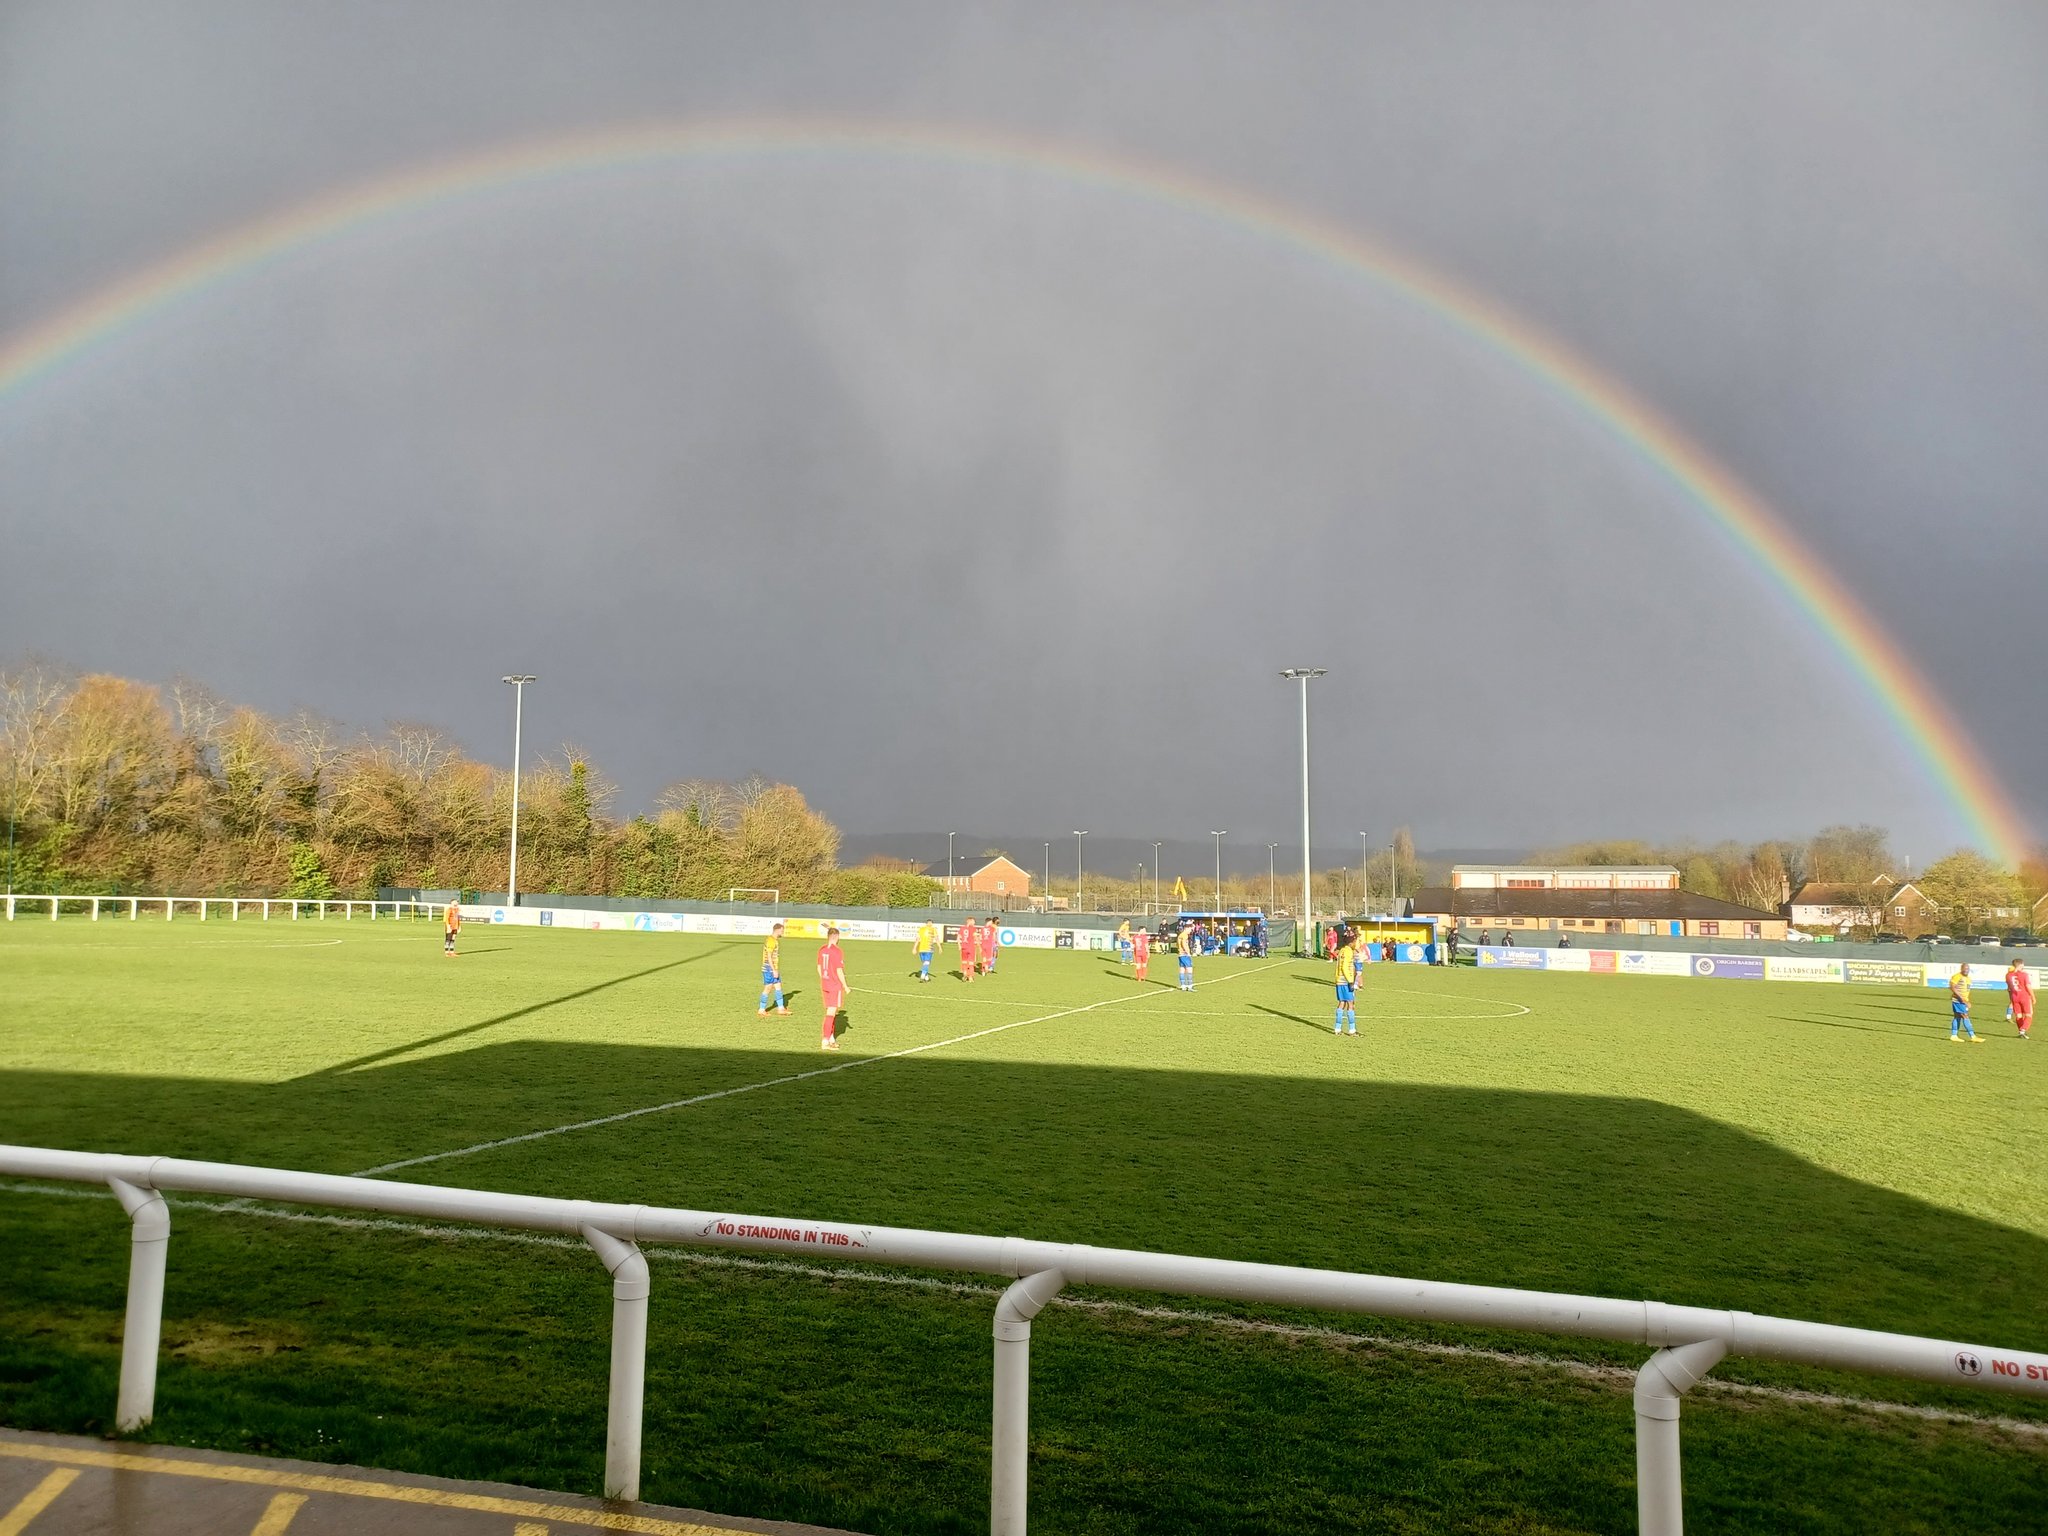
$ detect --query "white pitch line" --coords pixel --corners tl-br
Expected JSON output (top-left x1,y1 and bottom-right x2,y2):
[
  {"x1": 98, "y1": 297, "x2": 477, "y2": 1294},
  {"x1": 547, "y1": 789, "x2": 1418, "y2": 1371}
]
[
  {"x1": 352, "y1": 959, "x2": 1291, "y2": 1176},
  {"x1": 6, "y1": 1178, "x2": 2040, "y2": 1442}
]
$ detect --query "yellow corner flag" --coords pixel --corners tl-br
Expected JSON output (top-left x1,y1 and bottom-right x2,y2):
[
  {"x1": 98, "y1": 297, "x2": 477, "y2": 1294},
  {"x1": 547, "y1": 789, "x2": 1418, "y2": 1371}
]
[{"x1": 1172, "y1": 876, "x2": 1188, "y2": 900}]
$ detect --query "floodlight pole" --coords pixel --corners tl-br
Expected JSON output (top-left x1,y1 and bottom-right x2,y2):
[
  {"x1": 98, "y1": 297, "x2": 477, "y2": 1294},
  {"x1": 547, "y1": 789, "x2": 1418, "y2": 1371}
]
[
  {"x1": 501, "y1": 676, "x2": 536, "y2": 909},
  {"x1": 1268, "y1": 844, "x2": 1279, "y2": 916},
  {"x1": 1043, "y1": 843, "x2": 1051, "y2": 909},
  {"x1": 949, "y1": 832, "x2": 957, "y2": 911},
  {"x1": 1211, "y1": 831, "x2": 1227, "y2": 911},
  {"x1": 1153, "y1": 842, "x2": 1163, "y2": 912},
  {"x1": 1361, "y1": 832, "x2": 1371, "y2": 918},
  {"x1": 1281, "y1": 669, "x2": 1325, "y2": 948},
  {"x1": 1072, "y1": 831, "x2": 1087, "y2": 909},
  {"x1": 1390, "y1": 840, "x2": 1399, "y2": 913}
]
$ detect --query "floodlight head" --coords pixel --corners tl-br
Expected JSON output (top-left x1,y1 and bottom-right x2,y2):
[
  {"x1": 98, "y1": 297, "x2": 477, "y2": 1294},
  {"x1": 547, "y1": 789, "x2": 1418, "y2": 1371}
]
[
  {"x1": 501, "y1": 674, "x2": 537, "y2": 685},
  {"x1": 1279, "y1": 667, "x2": 1327, "y2": 680}
]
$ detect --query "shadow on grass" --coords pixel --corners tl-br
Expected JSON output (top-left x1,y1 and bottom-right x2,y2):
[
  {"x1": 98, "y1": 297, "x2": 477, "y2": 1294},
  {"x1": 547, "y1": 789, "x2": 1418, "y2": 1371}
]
[
  {"x1": 9, "y1": 1036, "x2": 2048, "y2": 1535},
  {"x1": 4, "y1": 1039, "x2": 2045, "y2": 1355},
  {"x1": 1249, "y1": 1003, "x2": 1334, "y2": 1036},
  {"x1": 309, "y1": 944, "x2": 745, "y2": 1077}
]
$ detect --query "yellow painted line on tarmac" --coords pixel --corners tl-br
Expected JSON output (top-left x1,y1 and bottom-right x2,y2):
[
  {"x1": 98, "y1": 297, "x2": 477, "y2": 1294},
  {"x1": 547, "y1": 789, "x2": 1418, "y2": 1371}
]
[
  {"x1": 0, "y1": 1468, "x2": 78, "y2": 1536},
  {"x1": 0, "y1": 1443, "x2": 746, "y2": 1534},
  {"x1": 249, "y1": 1491, "x2": 306, "y2": 1534}
]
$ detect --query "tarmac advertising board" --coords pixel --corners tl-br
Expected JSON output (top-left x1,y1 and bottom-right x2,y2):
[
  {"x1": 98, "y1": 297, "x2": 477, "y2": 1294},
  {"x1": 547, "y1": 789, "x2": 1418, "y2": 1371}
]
[
  {"x1": 1691, "y1": 954, "x2": 1765, "y2": 979},
  {"x1": 1765, "y1": 956, "x2": 1847, "y2": 984},
  {"x1": 1618, "y1": 952, "x2": 1693, "y2": 976}
]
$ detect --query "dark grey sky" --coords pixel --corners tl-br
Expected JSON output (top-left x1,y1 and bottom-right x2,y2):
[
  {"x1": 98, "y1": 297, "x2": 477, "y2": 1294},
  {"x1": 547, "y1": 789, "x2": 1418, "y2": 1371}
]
[{"x1": 3, "y1": 1, "x2": 2044, "y2": 863}]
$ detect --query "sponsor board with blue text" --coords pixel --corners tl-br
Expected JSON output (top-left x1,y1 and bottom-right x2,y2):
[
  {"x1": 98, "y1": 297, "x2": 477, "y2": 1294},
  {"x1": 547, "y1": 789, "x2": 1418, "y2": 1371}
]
[
  {"x1": 1692, "y1": 954, "x2": 1764, "y2": 979},
  {"x1": 1477, "y1": 946, "x2": 1545, "y2": 969}
]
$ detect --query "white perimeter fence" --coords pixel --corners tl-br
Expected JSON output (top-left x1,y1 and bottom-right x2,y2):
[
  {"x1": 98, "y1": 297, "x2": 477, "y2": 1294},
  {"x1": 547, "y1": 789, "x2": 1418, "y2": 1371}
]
[
  {"x1": 2, "y1": 894, "x2": 437, "y2": 922},
  {"x1": 2, "y1": 1148, "x2": 2045, "y2": 1534}
]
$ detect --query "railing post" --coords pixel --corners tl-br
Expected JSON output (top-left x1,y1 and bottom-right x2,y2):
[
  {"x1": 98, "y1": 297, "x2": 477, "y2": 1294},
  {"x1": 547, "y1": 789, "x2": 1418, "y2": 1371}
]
[
  {"x1": 92, "y1": 897, "x2": 100, "y2": 921},
  {"x1": 107, "y1": 1176, "x2": 171, "y2": 1431},
  {"x1": 1634, "y1": 1336, "x2": 1727, "y2": 1536},
  {"x1": 581, "y1": 1225, "x2": 649, "y2": 1501},
  {"x1": 992, "y1": 1269, "x2": 1066, "y2": 1536}
]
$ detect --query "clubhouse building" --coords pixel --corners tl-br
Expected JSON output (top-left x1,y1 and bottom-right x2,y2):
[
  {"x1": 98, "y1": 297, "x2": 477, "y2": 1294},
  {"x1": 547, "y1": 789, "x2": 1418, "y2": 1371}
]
[{"x1": 1412, "y1": 865, "x2": 1788, "y2": 940}]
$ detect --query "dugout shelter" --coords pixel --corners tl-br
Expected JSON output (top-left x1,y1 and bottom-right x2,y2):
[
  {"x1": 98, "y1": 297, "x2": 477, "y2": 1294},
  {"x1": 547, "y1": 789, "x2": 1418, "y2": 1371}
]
[
  {"x1": 1315, "y1": 916, "x2": 1440, "y2": 963},
  {"x1": 1161, "y1": 911, "x2": 1269, "y2": 956}
]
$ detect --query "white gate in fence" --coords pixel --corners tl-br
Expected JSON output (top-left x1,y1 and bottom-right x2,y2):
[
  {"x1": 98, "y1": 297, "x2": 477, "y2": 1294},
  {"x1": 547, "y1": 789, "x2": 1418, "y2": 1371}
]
[
  {"x1": 1, "y1": 1144, "x2": 2043, "y2": 1534},
  {"x1": 2, "y1": 894, "x2": 437, "y2": 922}
]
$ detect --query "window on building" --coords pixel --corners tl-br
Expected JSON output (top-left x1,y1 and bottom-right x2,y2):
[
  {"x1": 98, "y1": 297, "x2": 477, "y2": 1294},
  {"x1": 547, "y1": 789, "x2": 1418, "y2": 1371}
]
[
  {"x1": 1511, "y1": 917, "x2": 1527, "y2": 925},
  {"x1": 1561, "y1": 918, "x2": 1577, "y2": 927},
  {"x1": 1745, "y1": 923, "x2": 1762, "y2": 939},
  {"x1": 1894, "y1": 906, "x2": 1906, "y2": 917},
  {"x1": 1698, "y1": 921, "x2": 1719, "y2": 937},
  {"x1": 1506, "y1": 879, "x2": 1543, "y2": 889},
  {"x1": 1637, "y1": 921, "x2": 1658, "y2": 935},
  {"x1": 1604, "y1": 920, "x2": 1622, "y2": 933}
]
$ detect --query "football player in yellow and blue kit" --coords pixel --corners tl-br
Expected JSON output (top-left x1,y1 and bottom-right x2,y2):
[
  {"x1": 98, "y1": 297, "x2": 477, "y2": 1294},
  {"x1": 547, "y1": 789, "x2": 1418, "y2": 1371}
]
[
  {"x1": 758, "y1": 922, "x2": 788, "y2": 1015},
  {"x1": 914, "y1": 920, "x2": 938, "y2": 982},
  {"x1": 1333, "y1": 937, "x2": 1357, "y2": 1035}
]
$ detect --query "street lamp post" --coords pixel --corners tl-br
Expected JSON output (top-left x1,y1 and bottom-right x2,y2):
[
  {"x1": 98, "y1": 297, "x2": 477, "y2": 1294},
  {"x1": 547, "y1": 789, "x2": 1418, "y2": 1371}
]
[
  {"x1": 1043, "y1": 842, "x2": 1051, "y2": 910},
  {"x1": 1390, "y1": 840, "x2": 1399, "y2": 911},
  {"x1": 948, "y1": 831, "x2": 957, "y2": 911},
  {"x1": 1361, "y1": 831, "x2": 1371, "y2": 918},
  {"x1": 1072, "y1": 831, "x2": 1087, "y2": 909},
  {"x1": 500, "y1": 676, "x2": 536, "y2": 909},
  {"x1": 1210, "y1": 830, "x2": 1227, "y2": 911},
  {"x1": 1268, "y1": 844, "x2": 1279, "y2": 916},
  {"x1": 1279, "y1": 668, "x2": 1326, "y2": 949},
  {"x1": 1152, "y1": 842, "x2": 1163, "y2": 912}
]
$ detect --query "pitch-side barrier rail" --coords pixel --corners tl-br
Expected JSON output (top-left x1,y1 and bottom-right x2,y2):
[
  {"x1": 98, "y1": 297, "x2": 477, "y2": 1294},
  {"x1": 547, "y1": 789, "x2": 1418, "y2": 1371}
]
[
  {"x1": 2, "y1": 1146, "x2": 2044, "y2": 1534},
  {"x1": 1, "y1": 894, "x2": 437, "y2": 922}
]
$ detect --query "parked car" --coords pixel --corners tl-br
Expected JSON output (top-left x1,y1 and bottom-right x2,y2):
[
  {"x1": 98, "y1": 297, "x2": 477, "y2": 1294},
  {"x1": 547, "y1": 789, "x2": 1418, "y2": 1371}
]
[
  {"x1": 1873, "y1": 932, "x2": 1906, "y2": 943},
  {"x1": 2000, "y1": 930, "x2": 2039, "y2": 947},
  {"x1": 1912, "y1": 933, "x2": 1946, "y2": 944}
]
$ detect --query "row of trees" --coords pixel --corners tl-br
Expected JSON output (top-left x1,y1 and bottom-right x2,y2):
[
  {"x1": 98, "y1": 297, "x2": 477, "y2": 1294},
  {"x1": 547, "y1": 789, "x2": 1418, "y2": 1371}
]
[{"x1": 0, "y1": 662, "x2": 939, "y2": 905}]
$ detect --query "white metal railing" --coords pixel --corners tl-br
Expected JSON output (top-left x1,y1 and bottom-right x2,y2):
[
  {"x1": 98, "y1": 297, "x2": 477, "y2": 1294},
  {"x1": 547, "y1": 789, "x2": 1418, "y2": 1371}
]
[
  {"x1": 1, "y1": 895, "x2": 438, "y2": 923},
  {"x1": 1, "y1": 1146, "x2": 2043, "y2": 1533}
]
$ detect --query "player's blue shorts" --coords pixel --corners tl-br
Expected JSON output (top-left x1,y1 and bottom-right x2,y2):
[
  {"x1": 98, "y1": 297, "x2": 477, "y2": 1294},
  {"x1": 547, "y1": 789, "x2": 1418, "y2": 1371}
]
[
  {"x1": 1179, "y1": 954, "x2": 1193, "y2": 969},
  {"x1": 1335, "y1": 982, "x2": 1354, "y2": 1003},
  {"x1": 918, "y1": 949, "x2": 932, "y2": 962},
  {"x1": 762, "y1": 966, "x2": 779, "y2": 985},
  {"x1": 1953, "y1": 999, "x2": 1970, "y2": 1017}
]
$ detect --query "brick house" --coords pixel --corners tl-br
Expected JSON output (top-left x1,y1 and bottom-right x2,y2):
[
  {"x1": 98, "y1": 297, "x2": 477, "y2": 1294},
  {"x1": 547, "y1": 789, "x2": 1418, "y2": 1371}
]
[
  {"x1": 1788, "y1": 878, "x2": 1895, "y2": 933},
  {"x1": 924, "y1": 854, "x2": 1032, "y2": 901}
]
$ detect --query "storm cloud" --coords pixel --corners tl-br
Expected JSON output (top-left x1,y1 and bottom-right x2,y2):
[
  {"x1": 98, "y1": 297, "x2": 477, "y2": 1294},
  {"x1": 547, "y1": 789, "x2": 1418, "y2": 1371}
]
[{"x1": 3, "y1": 1, "x2": 2044, "y2": 864}]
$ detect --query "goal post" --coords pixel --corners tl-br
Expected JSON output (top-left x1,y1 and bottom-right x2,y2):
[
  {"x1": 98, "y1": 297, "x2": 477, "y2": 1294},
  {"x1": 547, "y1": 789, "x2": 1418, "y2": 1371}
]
[{"x1": 726, "y1": 888, "x2": 780, "y2": 907}]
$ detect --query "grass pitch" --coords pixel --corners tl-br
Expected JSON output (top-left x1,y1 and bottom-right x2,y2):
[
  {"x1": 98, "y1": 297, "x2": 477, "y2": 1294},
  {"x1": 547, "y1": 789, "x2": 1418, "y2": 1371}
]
[{"x1": 2, "y1": 920, "x2": 2045, "y2": 1532}]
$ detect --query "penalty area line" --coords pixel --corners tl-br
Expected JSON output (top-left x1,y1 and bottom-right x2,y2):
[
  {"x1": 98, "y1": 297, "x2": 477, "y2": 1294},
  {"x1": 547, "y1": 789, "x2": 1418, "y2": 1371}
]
[{"x1": 351, "y1": 959, "x2": 1290, "y2": 1176}]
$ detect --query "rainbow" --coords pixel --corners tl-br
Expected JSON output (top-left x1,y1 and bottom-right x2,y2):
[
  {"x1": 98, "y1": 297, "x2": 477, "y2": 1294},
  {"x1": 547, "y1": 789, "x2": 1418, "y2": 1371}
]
[{"x1": 0, "y1": 117, "x2": 2032, "y2": 863}]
